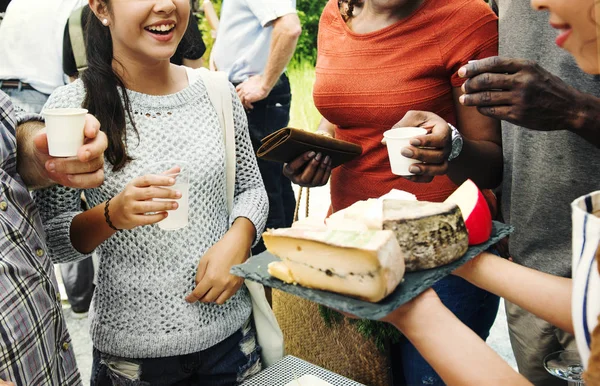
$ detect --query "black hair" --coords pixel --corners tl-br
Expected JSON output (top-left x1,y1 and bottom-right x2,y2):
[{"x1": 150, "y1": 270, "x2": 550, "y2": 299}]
[{"x1": 82, "y1": 1, "x2": 138, "y2": 171}]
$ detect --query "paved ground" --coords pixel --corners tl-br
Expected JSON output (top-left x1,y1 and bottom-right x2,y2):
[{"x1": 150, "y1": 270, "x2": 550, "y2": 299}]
[{"x1": 60, "y1": 183, "x2": 517, "y2": 383}]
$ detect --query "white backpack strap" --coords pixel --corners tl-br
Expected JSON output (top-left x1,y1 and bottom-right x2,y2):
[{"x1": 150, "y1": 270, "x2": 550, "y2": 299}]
[{"x1": 196, "y1": 68, "x2": 236, "y2": 213}]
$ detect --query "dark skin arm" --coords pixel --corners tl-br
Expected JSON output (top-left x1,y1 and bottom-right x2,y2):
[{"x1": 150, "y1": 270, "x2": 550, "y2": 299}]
[
  {"x1": 394, "y1": 89, "x2": 502, "y2": 187},
  {"x1": 282, "y1": 117, "x2": 334, "y2": 187},
  {"x1": 459, "y1": 56, "x2": 600, "y2": 148},
  {"x1": 285, "y1": 90, "x2": 501, "y2": 189}
]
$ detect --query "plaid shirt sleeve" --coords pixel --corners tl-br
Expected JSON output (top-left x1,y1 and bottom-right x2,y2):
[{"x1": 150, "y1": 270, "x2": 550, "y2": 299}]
[
  {"x1": 0, "y1": 91, "x2": 82, "y2": 385},
  {"x1": 0, "y1": 91, "x2": 18, "y2": 177}
]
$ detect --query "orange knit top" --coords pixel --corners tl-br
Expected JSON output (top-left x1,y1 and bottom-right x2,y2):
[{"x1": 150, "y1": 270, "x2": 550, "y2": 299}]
[{"x1": 313, "y1": 0, "x2": 498, "y2": 212}]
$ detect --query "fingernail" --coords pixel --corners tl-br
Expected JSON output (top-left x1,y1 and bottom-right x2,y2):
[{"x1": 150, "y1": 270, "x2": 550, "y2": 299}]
[
  {"x1": 47, "y1": 162, "x2": 56, "y2": 172},
  {"x1": 84, "y1": 150, "x2": 91, "y2": 161},
  {"x1": 308, "y1": 151, "x2": 316, "y2": 158},
  {"x1": 409, "y1": 165, "x2": 421, "y2": 174},
  {"x1": 175, "y1": 191, "x2": 182, "y2": 198},
  {"x1": 459, "y1": 95, "x2": 466, "y2": 104},
  {"x1": 169, "y1": 178, "x2": 175, "y2": 184},
  {"x1": 315, "y1": 153, "x2": 322, "y2": 161},
  {"x1": 458, "y1": 67, "x2": 467, "y2": 78},
  {"x1": 409, "y1": 138, "x2": 421, "y2": 146},
  {"x1": 401, "y1": 148, "x2": 414, "y2": 158},
  {"x1": 324, "y1": 155, "x2": 330, "y2": 164},
  {"x1": 172, "y1": 202, "x2": 178, "y2": 209}
]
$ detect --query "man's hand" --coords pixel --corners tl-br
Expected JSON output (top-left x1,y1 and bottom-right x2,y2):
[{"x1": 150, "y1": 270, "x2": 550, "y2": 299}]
[
  {"x1": 18, "y1": 114, "x2": 108, "y2": 189},
  {"x1": 388, "y1": 111, "x2": 451, "y2": 183},
  {"x1": 35, "y1": 114, "x2": 107, "y2": 188},
  {"x1": 236, "y1": 75, "x2": 271, "y2": 110},
  {"x1": 458, "y1": 56, "x2": 586, "y2": 132}
]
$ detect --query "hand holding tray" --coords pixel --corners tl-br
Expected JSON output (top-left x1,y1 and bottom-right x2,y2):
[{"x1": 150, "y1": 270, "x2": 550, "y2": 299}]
[
  {"x1": 232, "y1": 221, "x2": 513, "y2": 320},
  {"x1": 256, "y1": 127, "x2": 362, "y2": 168}
]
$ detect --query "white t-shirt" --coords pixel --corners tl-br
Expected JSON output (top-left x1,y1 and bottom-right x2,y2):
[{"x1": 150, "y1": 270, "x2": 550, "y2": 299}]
[
  {"x1": 571, "y1": 191, "x2": 600, "y2": 369},
  {"x1": 211, "y1": 0, "x2": 296, "y2": 84},
  {"x1": 0, "y1": 0, "x2": 87, "y2": 94}
]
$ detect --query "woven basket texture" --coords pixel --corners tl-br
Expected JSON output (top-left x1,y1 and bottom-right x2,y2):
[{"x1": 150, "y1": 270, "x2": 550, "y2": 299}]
[{"x1": 272, "y1": 290, "x2": 392, "y2": 386}]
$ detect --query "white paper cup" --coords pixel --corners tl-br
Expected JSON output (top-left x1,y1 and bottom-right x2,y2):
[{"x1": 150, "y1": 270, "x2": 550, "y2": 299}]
[
  {"x1": 146, "y1": 161, "x2": 189, "y2": 231},
  {"x1": 42, "y1": 108, "x2": 87, "y2": 157},
  {"x1": 383, "y1": 127, "x2": 428, "y2": 176}
]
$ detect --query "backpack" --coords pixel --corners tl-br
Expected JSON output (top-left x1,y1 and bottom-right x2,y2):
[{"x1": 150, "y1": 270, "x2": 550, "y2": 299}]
[{"x1": 68, "y1": 6, "x2": 87, "y2": 73}]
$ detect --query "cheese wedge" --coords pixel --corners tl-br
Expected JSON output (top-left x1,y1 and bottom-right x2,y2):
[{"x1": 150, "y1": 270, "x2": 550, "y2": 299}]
[
  {"x1": 325, "y1": 189, "x2": 417, "y2": 230},
  {"x1": 291, "y1": 216, "x2": 328, "y2": 231},
  {"x1": 382, "y1": 200, "x2": 469, "y2": 271},
  {"x1": 264, "y1": 228, "x2": 405, "y2": 302}
]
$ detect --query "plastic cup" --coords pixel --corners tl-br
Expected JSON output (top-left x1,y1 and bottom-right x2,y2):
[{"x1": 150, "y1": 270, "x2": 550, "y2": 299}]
[
  {"x1": 146, "y1": 161, "x2": 189, "y2": 231},
  {"x1": 382, "y1": 127, "x2": 428, "y2": 176},
  {"x1": 42, "y1": 108, "x2": 87, "y2": 157}
]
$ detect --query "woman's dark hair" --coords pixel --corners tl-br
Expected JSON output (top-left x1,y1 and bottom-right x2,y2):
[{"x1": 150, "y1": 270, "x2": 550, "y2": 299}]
[
  {"x1": 347, "y1": 0, "x2": 362, "y2": 18},
  {"x1": 82, "y1": 2, "x2": 137, "y2": 171}
]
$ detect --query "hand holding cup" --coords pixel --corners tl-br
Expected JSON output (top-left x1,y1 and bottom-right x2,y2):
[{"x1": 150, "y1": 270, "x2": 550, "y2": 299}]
[
  {"x1": 34, "y1": 112, "x2": 107, "y2": 188},
  {"x1": 108, "y1": 170, "x2": 182, "y2": 231},
  {"x1": 385, "y1": 110, "x2": 452, "y2": 183}
]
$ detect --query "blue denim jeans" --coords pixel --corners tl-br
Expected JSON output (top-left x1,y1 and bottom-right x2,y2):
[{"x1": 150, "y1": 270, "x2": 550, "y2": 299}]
[
  {"x1": 90, "y1": 320, "x2": 262, "y2": 385},
  {"x1": 391, "y1": 275, "x2": 500, "y2": 385},
  {"x1": 0, "y1": 86, "x2": 49, "y2": 113},
  {"x1": 244, "y1": 74, "x2": 295, "y2": 255}
]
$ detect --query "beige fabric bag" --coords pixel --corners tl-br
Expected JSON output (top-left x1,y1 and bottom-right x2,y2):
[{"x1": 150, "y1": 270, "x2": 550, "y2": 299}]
[{"x1": 193, "y1": 67, "x2": 285, "y2": 367}]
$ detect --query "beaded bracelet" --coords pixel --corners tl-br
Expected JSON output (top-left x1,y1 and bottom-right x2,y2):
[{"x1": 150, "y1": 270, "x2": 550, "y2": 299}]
[{"x1": 104, "y1": 197, "x2": 121, "y2": 232}]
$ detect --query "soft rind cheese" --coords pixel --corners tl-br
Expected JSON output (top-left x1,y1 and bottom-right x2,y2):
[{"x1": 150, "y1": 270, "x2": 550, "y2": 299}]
[
  {"x1": 382, "y1": 200, "x2": 469, "y2": 271},
  {"x1": 264, "y1": 229, "x2": 405, "y2": 302}
]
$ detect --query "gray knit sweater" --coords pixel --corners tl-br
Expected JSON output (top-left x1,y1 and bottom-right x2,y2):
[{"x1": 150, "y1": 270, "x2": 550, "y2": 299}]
[{"x1": 32, "y1": 72, "x2": 268, "y2": 358}]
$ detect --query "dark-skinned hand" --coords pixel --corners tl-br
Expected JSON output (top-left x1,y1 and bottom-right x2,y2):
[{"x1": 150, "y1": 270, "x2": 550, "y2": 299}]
[
  {"x1": 387, "y1": 110, "x2": 452, "y2": 183},
  {"x1": 459, "y1": 56, "x2": 585, "y2": 132},
  {"x1": 282, "y1": 151, "x2": 333, "y2": 187}
]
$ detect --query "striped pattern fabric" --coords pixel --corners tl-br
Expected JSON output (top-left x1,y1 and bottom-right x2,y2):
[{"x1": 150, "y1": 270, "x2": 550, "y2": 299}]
[
  {"x1": 0, "y1": 91, "x2": 81, "y2": 385},
  {"x1": 572, "y1": 191, "x2": 600, "y2": 370},
  {"x1": 313, "y1": 0, "x2": 498, "y2": 211}
]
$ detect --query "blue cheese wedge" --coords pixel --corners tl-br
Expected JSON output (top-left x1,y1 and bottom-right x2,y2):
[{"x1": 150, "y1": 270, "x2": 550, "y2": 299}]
[{"x1": 264, "y1": 229, "x2": 405, "y2": 302}]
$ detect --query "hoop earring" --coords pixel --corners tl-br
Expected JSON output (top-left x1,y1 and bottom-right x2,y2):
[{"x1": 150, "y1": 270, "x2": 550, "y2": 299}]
[{"x1": 102, "y1": 18, "x2": 109, "y2": 26}]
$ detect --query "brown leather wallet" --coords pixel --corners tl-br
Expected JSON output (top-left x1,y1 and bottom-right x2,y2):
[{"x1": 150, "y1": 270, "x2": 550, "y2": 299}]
[{"x1": 256, "y1": 127, "x2": 362, "y2": 168}]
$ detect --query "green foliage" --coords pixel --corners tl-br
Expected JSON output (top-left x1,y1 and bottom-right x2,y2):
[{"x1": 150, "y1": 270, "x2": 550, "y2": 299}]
[
  {"x1": 349, "y1": 319, "x2": 403, "y2": 352},
  {"x1": 318, "y1": 305, "x2": 404, "y2": 352},
  {"x1": 288, "y1": 61, "x2": 322, "y2": 131},
  {"x1": 293, "y1": 0, "x2": 328, "y2": 65},
  {"x1": 319, "y1": 304, "x2": 344, "y2": 327},
  {"x1": 193, "y1": 0, "x2": 222, "y2": 64}
]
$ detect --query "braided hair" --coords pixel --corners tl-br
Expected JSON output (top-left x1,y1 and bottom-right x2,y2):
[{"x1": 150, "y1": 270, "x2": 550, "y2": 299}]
[
  {"x1": 339, "y1": 0, "x2": 363, "y2": 20},
  {"x1": 347, "y1": 0, "x2": 362, "y2": 17}
]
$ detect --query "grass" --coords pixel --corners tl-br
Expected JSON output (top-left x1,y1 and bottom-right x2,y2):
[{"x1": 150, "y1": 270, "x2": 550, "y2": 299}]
[{"x1": 288, "y1": 61, "x2": 322, "y2": 132}]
